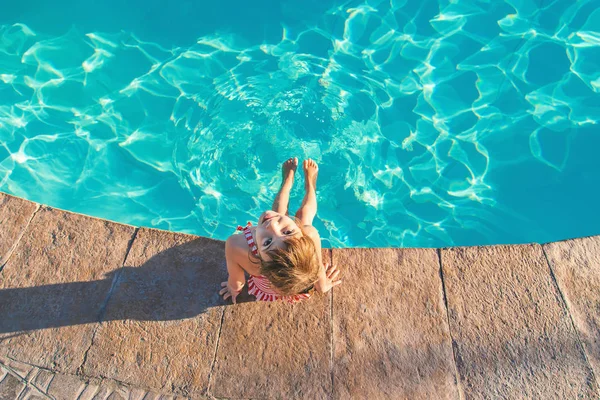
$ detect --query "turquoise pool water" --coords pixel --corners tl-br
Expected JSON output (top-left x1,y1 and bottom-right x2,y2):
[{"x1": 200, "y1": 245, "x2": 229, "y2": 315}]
[{"x1": 1, "y1": 0, "x2": 599, "y2": 248}]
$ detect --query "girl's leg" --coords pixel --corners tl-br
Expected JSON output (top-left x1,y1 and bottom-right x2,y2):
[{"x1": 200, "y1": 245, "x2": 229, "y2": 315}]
[
  {"x1": 295, "y1": 159, "x2": 318, "y2": 226},
  {"x1": 271, "y1": 157, "x2": 298, "y2": 216}
]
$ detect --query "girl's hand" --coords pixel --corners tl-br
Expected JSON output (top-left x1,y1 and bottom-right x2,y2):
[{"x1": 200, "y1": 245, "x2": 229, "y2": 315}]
[
  {"x1": 219, "y1": 280, "x2": 244, "y2": 304},
  {"x1": 316, "y1": 262, "x2": 342, "y2": 293}
]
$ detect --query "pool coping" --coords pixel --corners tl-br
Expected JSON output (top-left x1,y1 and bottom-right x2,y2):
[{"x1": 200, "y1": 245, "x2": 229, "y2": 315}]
[{"x1": 1, "y1": 191, "x2": 599, "y2": 399}]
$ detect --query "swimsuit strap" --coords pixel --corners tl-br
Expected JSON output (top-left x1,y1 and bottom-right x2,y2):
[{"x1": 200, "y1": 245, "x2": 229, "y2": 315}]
[{"x1": 237, "y1": 222, "x2": 258, "y2": 256}]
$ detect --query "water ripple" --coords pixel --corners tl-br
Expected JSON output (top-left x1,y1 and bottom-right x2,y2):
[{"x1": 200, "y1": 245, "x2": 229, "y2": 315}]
[{"x1": 1, "y1": 0, "x2": 599, "y2": 247}]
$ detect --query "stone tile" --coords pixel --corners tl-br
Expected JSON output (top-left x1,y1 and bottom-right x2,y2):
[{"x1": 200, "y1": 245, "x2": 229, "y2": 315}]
[
  {"x1": 90, "y1": 383, "x2": 113, "y2": 400},
  {"x1": 47, "y1": 373, "x2": 86, "y2": 400},
  {"x1": 89, "y1": 379, "x2": 159, "y2": 400},
  {"x1": 17, "y1": 385, "x2": 49, "y2": 400},
  {"x1": 0, "y1": 207, "x2": 136, "y2": 373},
  {"x1": 211, "y1": 249, "x2": 332, "y2": 399},
  {"x1": 83, "y1": 228, "x2": 225, "y2": 398},
  {"x1": 544, "y1": 236, "x2": 600, "y2": 382},
  {"x1": 441, "y1": 244, "x2": 599, "y2": 398},
  {"x1": 129, "y1": 388, "x2": 149, "y2": 400},
  {"x1": 0, "y1": 357, "x2": 35, "y2": 380},
  {"x1": 77, "y1": 383, "x2": 99, "y2": 400},
  {"x1": 89, "y1": 381, "x2": 120, "y2": 400},
  {"x1": 332, "y1": 248, "x2": 459, "y2": 399},
  {"x1": 32, "y1": 369, "x2": 54, "y2": 393},
  {"x1": 0, "y1": 373, "x2": 26, "y2": 399},
  {"x1": 25, "y1": 367, "x2": 40, "y2": 383},
  {"x1": 106, "y1": 383, "x2": 130, "y2": 400},
  {"x1": 186, "y1": 394, "x2": 211, "y2": 400},
  {"x1": 186, "y1": 395, "x2": 211, "y2": 400},
  {"x1": 106, "y1": 391, "x2": 126, "y2": 400},
  {"x1": 0, "y1": 365, "x2": 7, "y2": 382},
  {"x1": 0, "y1": 192, "x2": 37, "y2": 267},
  {"x1": 141, "y1": 392, "x2": 162, "y2": 400}
]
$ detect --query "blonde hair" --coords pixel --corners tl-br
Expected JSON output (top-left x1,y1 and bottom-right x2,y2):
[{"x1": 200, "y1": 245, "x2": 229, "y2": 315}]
[{"x1": 250, "y1": 218, "x2": 320, "y2": 296}]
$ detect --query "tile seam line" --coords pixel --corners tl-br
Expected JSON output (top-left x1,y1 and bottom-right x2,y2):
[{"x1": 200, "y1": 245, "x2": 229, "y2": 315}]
[
  {"x1": 15, "y1": 378, "x2": 28, "y2": 400},
  {"x1": 71, "y1": 373, "x2": 177, "y2": 400},
  {"x1": 74, "y1": 373, "x2": 100, "y2": 400},
  {"x1": 329, "y1": 248, "x2": 334, "y2": 400},
  {"x1": 83, "y1": 373, "x2": 161, "y2": 398},
  {"x1": 0, "y1": 203, "x2": 41, "y2": 273},
  {"x1": 541, "y1": 245, "x2": 600, "y2": 391},
  {"x1": 206, "y1": 306, "x2": 226, "y2": 397},
  {"x1": 77, "y1": 227, "x2": 140, "y2": 376},
  {"x1": 436, "y1": 248, "x2": 465, "y2": 400}
]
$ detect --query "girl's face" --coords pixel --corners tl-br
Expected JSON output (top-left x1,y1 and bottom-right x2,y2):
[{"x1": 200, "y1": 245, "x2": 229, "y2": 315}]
[{"x1": 254, "y1": 210, "x2": 303, "y2": 261}]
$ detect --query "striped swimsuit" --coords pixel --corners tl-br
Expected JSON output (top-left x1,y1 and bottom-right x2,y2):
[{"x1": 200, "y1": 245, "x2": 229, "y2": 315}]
[{"x1": 237, "y1": 222, "x2": 311, "y2": 304}]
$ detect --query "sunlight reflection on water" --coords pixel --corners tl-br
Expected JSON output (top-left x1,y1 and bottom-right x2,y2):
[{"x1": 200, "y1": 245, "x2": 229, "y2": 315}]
[{"x1": 1, "y1": 0, "x2": 599, "y2": 247}]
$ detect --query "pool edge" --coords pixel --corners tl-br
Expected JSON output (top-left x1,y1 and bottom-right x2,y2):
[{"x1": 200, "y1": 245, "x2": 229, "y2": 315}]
[{"x1": 1, "y1": 190, "x2": 599, "y2": 399}]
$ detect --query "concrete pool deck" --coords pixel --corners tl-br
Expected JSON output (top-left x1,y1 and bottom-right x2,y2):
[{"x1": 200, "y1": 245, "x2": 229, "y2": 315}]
[{"x1": 0, "y1": 191, "x2": 598, "y2": 399}]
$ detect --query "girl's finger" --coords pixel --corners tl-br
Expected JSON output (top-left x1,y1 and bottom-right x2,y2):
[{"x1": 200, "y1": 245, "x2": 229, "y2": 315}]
[
  {"x1": 332, "y1": 279, "x2": 342, "y2": 286},
  {"x1": 219, "y1": 288, "x2": 227, "y2": 295},
  {"x1": 223, "y1": 292, "x2": 231, "y2": 300},
  {"x1": 221, "y1": 281, "x2": 227, "y2": 287},
  {"x1": 327, "y1": 268, "x2": 340, "y2": 279}
]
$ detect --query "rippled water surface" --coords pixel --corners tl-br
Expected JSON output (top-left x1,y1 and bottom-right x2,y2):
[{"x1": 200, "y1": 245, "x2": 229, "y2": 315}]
[{"x1": 1, "y1": 0, "x2": 600, "y2": 247}]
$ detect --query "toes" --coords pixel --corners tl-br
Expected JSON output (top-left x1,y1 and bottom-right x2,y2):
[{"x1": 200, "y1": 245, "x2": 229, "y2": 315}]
[{"x1": 303, "y1": 158, "x2": 318, "y2": 169}]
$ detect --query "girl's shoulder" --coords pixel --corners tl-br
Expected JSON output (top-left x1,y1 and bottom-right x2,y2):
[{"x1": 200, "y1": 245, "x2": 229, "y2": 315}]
[
  {"x1": 226, "y1": 231, "x2": 247, "y2": 253},
  {"x1": 226, "y1": 231, "x2": 261, "y2": 275},
  {"x1": 302, "y1": 225, "x2": 320, "y2": 239}
]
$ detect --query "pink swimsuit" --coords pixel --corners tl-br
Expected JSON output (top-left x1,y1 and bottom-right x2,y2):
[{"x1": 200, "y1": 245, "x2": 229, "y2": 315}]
[{"x1": 237, "y1": 222, "x2": 311, "y2": 304}]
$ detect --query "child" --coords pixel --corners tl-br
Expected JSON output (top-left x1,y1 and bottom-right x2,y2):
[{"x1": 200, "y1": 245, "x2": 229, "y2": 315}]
[{"x1": 219, "y1": 157, "x2": 342, "y2": 304}]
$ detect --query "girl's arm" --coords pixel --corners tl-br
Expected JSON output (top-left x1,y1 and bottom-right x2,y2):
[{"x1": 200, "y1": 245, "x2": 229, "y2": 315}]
[
  {"x1": 304, "y1": 226, "x2": 342, "y2": 293},
  {"x1": 221, "y1": 235, "x2": 246, "y2": 303}
]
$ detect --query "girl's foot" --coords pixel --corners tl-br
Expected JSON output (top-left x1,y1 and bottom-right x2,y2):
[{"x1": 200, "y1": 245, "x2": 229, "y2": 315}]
[
  {"x1": 303, "y1": 158, "x2": 318, "y2": 190},
  {"x1": 282, "y1": 157, "x2": 298, "y2": 187}
]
